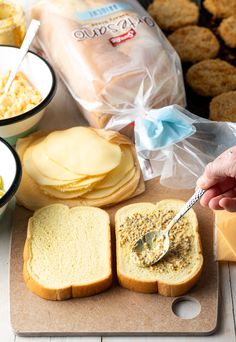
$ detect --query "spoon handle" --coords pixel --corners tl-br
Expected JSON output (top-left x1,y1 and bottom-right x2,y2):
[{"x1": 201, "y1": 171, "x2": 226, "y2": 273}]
[
  {"x1": 166, "y1": 188, "x2": 206, "y2": 232},
  {"x1": 4, "y1": 20, "x2": 40, "y2": 93}
]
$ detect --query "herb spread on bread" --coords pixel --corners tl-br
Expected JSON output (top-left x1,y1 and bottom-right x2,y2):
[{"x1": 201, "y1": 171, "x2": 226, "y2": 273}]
[{"x1": 118, "y1": 210, "x2": 193, "y2": 272}]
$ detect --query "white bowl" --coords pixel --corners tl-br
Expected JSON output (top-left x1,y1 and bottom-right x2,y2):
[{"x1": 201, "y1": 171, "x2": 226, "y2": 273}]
[
  {"x1": 0, "y1": 45, "x2": 56, "y2": 145},
  {"x1": 0, "y1": 137, "x2": 21, "y2": 218}
]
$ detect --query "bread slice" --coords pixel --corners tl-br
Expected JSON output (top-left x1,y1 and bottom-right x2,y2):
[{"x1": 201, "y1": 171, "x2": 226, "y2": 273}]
[
  {"x1": 115, "y1": 200, "x2": 203, "y2": 297},
  {"x1": 23, "y1": 204, "x2": 112, "y2": 300}
]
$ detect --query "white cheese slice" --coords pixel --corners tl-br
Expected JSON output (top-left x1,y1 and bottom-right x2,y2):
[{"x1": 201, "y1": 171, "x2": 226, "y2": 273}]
[
  {"x1": 48, "y1": 173, "x2": 106, "y2": 191},
  {"x1": 24, "y1": 138, "x2": 86, "y2": 183},
  {"x1": 41, "y1": 127, "x2": 122, "y2": 175},
  {"x1": 82, "y1": 167, "x2": 136, "y2": 199},
  {"x1": 96, "y1": 146, "x2": 134, "y2": 189},
  {"x1": 39, "y1": 184, "x2": 91, "y2": 199}
]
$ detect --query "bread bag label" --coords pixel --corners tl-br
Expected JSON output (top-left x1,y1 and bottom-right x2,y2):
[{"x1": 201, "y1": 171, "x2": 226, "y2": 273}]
[
  {"x1": 31, "y1": 0, "x2": 186, "y2": 144},
  {"x1": 109, "y1": 28, "x2": 136, "y2": 46},
  {"x1": 72, "y1": 2, "x2": 155, "y2": 42},
  {"x1": 72, "y1": 14, "x2": 155, "y2": 42},
  {"x1": 74, "y1": 2, "x2": 133, "y2": 21}
]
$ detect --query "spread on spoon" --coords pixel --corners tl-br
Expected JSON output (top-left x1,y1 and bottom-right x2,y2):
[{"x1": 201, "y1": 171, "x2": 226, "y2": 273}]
[{"x1": 131, "y1": 233, "x2": 166, "y2": 267}]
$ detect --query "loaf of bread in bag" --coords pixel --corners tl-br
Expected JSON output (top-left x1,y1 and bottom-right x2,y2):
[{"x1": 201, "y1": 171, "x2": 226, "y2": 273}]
[{"x1": 32, "y1": 0, "x2": 185, "y2": 127}]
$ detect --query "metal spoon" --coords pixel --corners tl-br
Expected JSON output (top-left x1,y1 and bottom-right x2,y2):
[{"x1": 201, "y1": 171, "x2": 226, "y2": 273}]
[
  {"x1": 130, "y1": 188, "x2": 205, "y2": 267},
  {"x1": 3, "y1": 19, "x2": 40, "y2": 94}
]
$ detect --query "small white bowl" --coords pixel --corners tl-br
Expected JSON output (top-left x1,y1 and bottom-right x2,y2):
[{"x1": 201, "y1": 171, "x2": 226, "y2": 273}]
[
  {"x1": 0, "y1": 137, "x2": 21, "y2": 218},
  {"x1": 0, "y1": 45, "x2": 56, "y2": 145}
]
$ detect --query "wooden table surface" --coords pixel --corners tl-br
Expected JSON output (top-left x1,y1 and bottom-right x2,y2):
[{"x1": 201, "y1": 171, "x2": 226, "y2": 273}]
[{"x1": 1, "y1": 80, "x2": 236, "y2": 341}]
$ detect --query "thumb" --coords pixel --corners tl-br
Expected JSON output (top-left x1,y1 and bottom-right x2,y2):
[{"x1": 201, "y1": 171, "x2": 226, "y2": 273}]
[{"x1": 197, "y1": 147, "x2": 236, "y2": 189}]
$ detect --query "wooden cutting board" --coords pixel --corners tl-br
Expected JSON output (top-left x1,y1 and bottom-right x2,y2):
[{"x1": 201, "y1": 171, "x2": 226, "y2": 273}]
[{"x1": 10, "y1": 179, "x2": 218, "y2": 336}]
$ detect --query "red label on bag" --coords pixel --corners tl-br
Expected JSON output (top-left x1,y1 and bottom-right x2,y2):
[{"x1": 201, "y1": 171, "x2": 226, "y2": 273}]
[{"x1": 109, "y1": 29, "x2": 136, "y2": 46}]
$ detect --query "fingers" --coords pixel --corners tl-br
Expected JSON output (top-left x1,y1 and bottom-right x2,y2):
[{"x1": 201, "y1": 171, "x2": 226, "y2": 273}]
[
  {"x1": 197, "y1": 147, "x2": 236, "y2": 212},
  {"x1": 199, "y1": 178, "x2": 236, "y2": 207},
  {"x1": 209, "y1": 188, "x2": 236, "y2": 210},
  {"x1": 200, "y1": 187, "x2": 223, "y2": 208},
  {"x1": 201, "y1": 186, "x2": 236, "y2": 210},
  {"x1": 219, "y1": 198, "x2": 236, "y2": 212},
  {"x1": 197, "y1": 147, "x2": 236, "y2": 190}
]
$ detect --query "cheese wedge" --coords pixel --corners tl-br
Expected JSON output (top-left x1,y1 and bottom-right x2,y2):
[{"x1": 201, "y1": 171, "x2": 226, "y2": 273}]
[
  {"x1": 41, "y1": 127, "x2": 122, "y2": 175},
  {"x1": 215, "y1": 210, "x2": 236, "y2": 261}
]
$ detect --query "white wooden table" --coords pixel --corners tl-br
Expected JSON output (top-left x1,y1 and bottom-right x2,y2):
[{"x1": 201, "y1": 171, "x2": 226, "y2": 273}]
[{"x1": 0, "y1": 80, "x2": 236, "y2": 341}]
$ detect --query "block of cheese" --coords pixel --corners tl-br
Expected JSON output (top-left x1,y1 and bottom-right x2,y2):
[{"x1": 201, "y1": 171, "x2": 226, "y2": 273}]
[
  {"x1": 23, "y1": 204, "x2": 112, "y2": 300},
  {"x1": 31, "y1": 0, "x2": 185, "y2": 128},
  {"x1": 215, "y1": 210, "x2": 236, "y2": 261},
  {"x1": 16, "y1": 128, "x2": 145, "y2": 211}
]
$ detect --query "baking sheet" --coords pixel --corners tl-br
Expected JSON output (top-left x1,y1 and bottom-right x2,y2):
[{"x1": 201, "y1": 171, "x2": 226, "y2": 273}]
[{"x1": 140, "y1": 0, "x2": 236, "y2": 119}]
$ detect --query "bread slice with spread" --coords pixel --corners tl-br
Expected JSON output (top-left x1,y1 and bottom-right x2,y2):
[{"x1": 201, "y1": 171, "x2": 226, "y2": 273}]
[{"x1": 115, "y1": 200, "x2": 203, "y2": 297}]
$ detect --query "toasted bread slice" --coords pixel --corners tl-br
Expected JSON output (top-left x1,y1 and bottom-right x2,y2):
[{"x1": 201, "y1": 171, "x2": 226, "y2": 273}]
[
  {"x1": 23, "y1": 204, "x2": 112, "y2": 300},
  {"x1": 115, "y1": 200, "x2": 203, "y2": 297}
]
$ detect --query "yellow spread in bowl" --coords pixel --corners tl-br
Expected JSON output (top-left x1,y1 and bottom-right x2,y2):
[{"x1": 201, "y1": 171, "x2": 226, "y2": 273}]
[{"x1": 0, "y1": 71, "x2": 42, "y2": 119}]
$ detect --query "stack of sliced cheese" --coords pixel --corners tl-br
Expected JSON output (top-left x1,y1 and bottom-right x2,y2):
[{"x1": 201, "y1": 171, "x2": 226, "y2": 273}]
[{"x1": 16, "y1": 127, "x2": 144, "y2": 211}]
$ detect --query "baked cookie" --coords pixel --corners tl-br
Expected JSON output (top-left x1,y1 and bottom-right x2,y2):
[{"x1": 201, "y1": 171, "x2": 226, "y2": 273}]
[
  {"x1": 218, "y1": 15, "x2": 236, "y2": 48},
  {"x1": 186, "y1": 59, "x2": 236, "y2": 97},
  {"x1": 168, "y1": 25, "x2": 220, "y2": 63},
  {"x1": 148, "y1": 0, "x2": 199, "y2": 31},
  {"x1": 203, "y1": 0, "x2": 236, "y2": 18},
  {"x1": 210, "y1": 91, "x2": 236, "y2": 121}
]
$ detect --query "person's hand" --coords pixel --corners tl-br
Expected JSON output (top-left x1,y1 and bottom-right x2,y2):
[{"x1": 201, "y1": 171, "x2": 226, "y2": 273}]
[{"x1": 197, "y1": 146, "x2": 236, "y2": 212}]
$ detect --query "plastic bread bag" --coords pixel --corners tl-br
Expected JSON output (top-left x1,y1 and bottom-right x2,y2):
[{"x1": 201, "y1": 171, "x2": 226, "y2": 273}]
[
  {"x1": 30, "y1": 0, "x2": 186, "y2": 128},
  {"x1": 106, "y1": 104, "x2": 236, "y2": 189}
]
